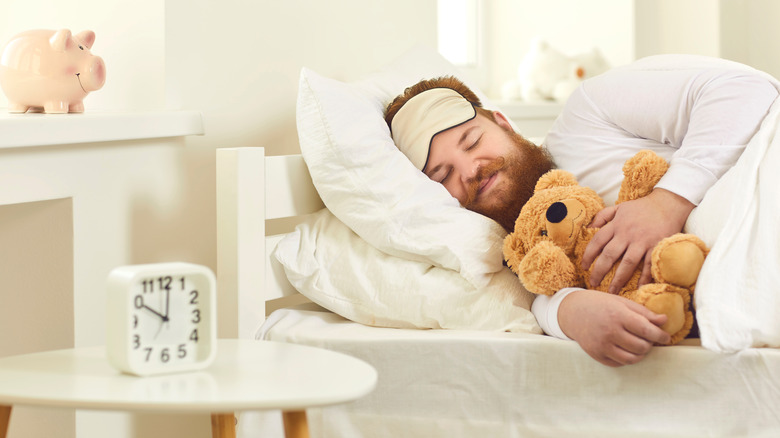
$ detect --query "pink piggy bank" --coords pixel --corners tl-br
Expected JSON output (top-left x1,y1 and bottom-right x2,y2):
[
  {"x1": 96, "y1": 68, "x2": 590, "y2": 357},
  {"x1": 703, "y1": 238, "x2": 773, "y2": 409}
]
[{"x1": 0, "y1": 29, "x2": 106, "y2": 113}]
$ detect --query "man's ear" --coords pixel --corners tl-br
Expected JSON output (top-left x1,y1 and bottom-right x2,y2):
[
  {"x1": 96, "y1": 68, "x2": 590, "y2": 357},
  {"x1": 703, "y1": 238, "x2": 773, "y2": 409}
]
[{"x1": 492, "y1": 111, "x2": 513, "y2": 131}]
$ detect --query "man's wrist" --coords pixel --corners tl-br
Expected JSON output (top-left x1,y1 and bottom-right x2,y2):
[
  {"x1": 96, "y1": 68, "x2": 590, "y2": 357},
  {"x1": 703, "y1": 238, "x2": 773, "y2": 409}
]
[
  {"x1": 532, "y1": 289, "x2": 580, "y2": 341},
  {"x1": 554, "y1": 288, "x2": 587, "y2": 341},
  {"x1": 650, "y1": 188, "x2": 695, "y2": 227}
]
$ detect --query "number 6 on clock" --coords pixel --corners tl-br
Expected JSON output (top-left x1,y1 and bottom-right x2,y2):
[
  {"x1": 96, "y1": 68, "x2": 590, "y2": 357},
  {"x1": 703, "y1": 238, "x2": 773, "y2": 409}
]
[{"x1": 106, "y1": 262, "x2": 217, "y2": 376}]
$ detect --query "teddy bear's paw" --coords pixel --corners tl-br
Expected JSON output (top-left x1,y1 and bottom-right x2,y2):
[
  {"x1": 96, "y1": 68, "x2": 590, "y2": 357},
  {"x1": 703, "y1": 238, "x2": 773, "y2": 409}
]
[
  {"x1": 652, "y1": 234, "x2": 709, "y2": 288},
  {"x1": 616, "y1": 150, "x2": 670, "y2": 204},
  {"x1": 503, "y1": 232, "x2": 526, "y2": 275},
  {"x1": 517, "y1": 241, "x2": 578, "y2": 296},
  {"x1": 625, "y1": 284, "x2": 693, "y2": 345},
  {"x1": 645, "y1": 291, "x2": 686, "y2": 340}
]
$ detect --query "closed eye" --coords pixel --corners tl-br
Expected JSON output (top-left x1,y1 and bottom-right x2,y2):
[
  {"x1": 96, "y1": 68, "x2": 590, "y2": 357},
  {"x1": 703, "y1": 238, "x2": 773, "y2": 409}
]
[
  {"x1": 465, "y1": 134, "x2": 482, "y2": 151},
  {"x1": 437, "y1": 168, "x2": 452, "y2": 183}
]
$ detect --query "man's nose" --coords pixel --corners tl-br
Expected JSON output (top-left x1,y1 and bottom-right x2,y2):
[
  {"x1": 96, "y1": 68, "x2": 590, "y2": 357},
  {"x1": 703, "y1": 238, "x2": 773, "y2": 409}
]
[{"x1": 460, "y1": 161, "x2": 480, "y2": 183}]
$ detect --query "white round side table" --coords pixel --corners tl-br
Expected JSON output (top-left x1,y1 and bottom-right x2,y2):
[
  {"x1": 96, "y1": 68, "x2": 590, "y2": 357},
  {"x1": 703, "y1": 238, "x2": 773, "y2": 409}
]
[{"x1": 0, "y1": 339, "x2": 377, "y2": 438}]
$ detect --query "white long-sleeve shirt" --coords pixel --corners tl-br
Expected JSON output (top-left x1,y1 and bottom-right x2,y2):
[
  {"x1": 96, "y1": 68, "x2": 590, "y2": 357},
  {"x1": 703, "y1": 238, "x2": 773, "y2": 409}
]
[{"x1": 531, "y1": 54, "x2": 779, "y2": 340}]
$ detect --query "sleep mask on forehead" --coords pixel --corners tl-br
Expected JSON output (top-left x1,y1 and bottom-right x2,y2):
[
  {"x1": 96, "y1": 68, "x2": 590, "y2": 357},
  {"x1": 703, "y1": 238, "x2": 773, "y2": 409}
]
[{"x1": 390, "y1": 87, "x2": 476, "y2": 171}]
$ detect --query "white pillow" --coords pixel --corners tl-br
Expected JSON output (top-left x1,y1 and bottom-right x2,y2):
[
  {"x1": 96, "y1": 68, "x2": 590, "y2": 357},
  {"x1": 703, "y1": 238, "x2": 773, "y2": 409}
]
[
  {"x1": 295, "y1": 46, "x2": 508, "y2": 288},
  {"x1": 275, "y1": 209, "x2": 540, "y2": 333}
]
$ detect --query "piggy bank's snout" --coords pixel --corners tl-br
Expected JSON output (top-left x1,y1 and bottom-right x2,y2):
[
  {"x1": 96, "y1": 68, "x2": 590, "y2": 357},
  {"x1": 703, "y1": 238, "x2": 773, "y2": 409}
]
[{"x1": 82, "y1": 56, "x2": 106, "y2": 91}]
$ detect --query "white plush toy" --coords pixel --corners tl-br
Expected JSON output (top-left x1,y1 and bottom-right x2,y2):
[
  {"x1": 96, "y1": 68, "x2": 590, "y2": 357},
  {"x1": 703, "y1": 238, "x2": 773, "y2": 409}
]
[{"x1": 501, "y1": 38, "x2": 610, "y2": 102}]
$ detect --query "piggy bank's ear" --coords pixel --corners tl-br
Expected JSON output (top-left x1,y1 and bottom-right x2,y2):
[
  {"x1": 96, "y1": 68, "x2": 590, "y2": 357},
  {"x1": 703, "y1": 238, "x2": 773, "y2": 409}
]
[
  {"x1": 534, "y1": 169, "x2": 579, "y2": 192},
  {"x1": 74, "y1": 30, "x2": 96, "y2": 49},
  {"x1": 50, "y1": 29, "x2": 73, "y2": 52}
]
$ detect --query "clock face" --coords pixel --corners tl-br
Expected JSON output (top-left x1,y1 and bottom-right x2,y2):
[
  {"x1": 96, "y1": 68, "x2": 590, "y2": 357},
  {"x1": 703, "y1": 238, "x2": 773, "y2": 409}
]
[
  {"x1": 107, "y1": 263, "x2": 217, "y2": 376},
  {"x1": 128, "y1": 273, "x2": 210, "y2": 368}
]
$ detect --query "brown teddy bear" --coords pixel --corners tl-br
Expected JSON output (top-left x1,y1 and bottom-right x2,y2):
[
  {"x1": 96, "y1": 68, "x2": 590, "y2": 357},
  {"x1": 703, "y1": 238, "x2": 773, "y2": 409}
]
[{"x1": 503, "y1": 150, "x2": 708, "y2": 344}]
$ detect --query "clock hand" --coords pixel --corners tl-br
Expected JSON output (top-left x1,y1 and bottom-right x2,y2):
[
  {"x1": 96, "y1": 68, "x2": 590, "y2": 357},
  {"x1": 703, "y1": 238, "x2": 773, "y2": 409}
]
[
  {"x1": 154, "y1": 291, "x2": 171, "y2": 340},
  {"x1": 164, "y1": 289, "x2": 170, "y2": 320},
  {"x1": 141, "y1": 303, "x2": 170, "y2": 322}
]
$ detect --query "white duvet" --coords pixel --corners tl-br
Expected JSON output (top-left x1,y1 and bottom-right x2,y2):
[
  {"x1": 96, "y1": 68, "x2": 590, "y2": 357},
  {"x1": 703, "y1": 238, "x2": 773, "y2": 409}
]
[{"x1": 688, "y1": 96, "x2": 780, "y2": 352}]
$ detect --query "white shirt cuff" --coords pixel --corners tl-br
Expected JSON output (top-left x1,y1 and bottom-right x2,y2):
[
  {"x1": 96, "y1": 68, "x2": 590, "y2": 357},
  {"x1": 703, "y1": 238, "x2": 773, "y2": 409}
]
[
  {"x1": 531, "y1": 288, "x2": 583, "y2": 341},
  {"x1": 656, "y1": 157, "x2": 719, "y2": 206}
]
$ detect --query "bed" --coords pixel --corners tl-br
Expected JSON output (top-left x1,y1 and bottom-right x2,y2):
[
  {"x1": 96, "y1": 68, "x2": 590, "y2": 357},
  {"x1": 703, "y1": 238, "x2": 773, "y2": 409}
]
[{"x1": 216, "y1": 47, "x2": 780, "y2": 437}]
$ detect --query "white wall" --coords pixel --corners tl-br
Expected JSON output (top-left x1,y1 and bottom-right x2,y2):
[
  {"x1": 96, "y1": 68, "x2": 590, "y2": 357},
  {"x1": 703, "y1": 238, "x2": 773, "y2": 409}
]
[
  {"x1": 165, "y1": 0, "x2": 437, "y2": 156},
  {"x1": 733, "y1": 0, "x2": 780, "y2": 79},
  {"x1": 634, "y1": 0, "x2": 780, "y2": 79},
  {"x1": 634, "y1": 0, "x2": 721, "y2": 59}
]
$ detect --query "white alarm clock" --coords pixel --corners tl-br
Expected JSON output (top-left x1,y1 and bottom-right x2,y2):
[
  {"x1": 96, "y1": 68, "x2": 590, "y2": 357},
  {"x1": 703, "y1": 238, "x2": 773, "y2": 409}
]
[{"x1": 106, "y1": 262, "x2": 217, "y2": 376}]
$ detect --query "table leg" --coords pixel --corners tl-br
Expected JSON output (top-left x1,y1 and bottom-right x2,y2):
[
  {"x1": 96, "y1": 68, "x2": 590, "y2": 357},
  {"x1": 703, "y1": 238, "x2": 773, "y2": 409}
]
[
  {"x1": 210, "y1": 412, "x2": 236, "y2": 438},
  {"x1": 282, "y1": 410, "x2": 309, "y2": 438},
  {"x1": 0, "y1": 405, "x2": 11, "y2": 438}
]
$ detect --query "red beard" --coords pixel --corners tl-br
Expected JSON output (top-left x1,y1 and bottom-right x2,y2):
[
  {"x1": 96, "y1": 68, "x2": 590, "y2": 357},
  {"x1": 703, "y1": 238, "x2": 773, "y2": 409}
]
[{"x1": 464, "y1": 133, "x2": 554, "y2": 232}]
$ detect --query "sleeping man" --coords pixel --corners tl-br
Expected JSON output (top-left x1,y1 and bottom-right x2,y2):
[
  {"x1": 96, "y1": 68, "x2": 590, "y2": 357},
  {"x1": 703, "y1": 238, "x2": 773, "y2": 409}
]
[{"x1": 384, "y1": 54, "x2": 778, "y2": 367}]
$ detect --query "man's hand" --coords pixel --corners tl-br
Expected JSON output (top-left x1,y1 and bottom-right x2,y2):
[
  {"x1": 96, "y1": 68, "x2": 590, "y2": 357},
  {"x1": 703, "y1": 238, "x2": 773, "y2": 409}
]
[
  {"x1": 580, "y1": 188, "x2": 695, "y2": 294},
  {"x1": 558, "y1": 289, "x2": 672, "y2": 367}
]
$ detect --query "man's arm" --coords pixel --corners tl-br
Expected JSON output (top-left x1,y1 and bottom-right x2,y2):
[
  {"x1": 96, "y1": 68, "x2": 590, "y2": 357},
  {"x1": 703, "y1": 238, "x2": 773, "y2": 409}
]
[
  {"x1": 578, "y1": 69, "x2": 777, "y2": 293},
  {"x1": 532, "y1": 289, "x2": 671, "y2": 367}
]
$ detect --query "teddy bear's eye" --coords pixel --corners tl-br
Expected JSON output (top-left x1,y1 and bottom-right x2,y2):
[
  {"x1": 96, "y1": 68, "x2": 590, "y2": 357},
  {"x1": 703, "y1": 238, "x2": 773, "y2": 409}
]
[{"x1": 540, "y1": 230, "x2": 548, "y2": 237}]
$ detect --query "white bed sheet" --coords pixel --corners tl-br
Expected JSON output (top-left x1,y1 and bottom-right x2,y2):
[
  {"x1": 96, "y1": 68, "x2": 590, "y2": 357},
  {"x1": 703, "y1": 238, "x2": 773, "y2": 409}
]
[{"x1": 238, "y1": 306, "x2": 780, "y2": 438}]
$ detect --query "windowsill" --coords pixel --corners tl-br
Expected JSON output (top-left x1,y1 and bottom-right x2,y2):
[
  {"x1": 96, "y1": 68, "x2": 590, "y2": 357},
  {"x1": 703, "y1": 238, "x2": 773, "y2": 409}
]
[{"x1": 0, "y1": 110, "x2": 204, "y2": 149}]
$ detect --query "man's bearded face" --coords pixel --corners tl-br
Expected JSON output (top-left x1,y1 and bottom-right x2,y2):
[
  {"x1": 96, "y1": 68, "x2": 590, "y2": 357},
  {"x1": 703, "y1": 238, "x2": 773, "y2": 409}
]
[
  {"x1": 424, "y1": 112, "x2": 555, "y2": 232},
  {"x1": 463, "y1": 132, "x2": 554, "y2": 232}
]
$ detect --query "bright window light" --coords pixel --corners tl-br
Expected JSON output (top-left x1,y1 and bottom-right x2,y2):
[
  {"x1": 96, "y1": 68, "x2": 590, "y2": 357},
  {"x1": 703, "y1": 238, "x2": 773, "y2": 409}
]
[{"x1": 437, "y1": 0, "x2": 479, "y2": 66}]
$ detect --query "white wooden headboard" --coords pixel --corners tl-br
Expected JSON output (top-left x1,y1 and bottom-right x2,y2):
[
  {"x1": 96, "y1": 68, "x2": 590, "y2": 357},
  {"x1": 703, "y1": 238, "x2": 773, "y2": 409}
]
[{"x1": 216, "y1": 147, "x2": 324, "y2": 339}]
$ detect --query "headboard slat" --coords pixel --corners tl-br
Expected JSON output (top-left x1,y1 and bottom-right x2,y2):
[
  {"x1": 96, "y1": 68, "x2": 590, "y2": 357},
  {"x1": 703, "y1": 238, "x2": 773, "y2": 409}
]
[
  {"x1": 216, "y1": 147, "x2": 265, "y2": 339},
  {"x1": 217, "y1": 147, "x2": 322, "y2": 340},
  {"x1": 265, "y1": 155, "x2": 324, "y2": 219}
]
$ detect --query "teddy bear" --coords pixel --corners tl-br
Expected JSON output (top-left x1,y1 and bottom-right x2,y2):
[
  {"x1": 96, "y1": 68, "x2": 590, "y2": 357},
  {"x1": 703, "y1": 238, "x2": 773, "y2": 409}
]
[
  {"x1": 500, "y1": 37, "x2": 610, "y2": 102},
  {"x1": 503, "y1": 150, "x2": 708, "y2": 344}
]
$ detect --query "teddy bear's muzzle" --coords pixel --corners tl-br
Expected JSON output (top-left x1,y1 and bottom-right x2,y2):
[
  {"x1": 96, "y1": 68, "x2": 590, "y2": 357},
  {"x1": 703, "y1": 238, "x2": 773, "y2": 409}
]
[{"x1": 545, "y1": 199, "x2": 587, "y2": 248}]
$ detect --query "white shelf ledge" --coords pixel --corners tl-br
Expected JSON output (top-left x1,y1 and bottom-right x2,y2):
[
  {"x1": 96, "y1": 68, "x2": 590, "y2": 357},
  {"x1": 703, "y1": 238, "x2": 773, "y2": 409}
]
[{"x1": 0, "y1": 110, "x2": 204, "y2": 149}]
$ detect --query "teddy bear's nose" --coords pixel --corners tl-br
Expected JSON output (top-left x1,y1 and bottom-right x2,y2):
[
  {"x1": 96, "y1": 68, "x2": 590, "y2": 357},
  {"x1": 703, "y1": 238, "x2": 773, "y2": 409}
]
[{"x1": 546, "y1": 202, "x2": 568, "y2": 224}]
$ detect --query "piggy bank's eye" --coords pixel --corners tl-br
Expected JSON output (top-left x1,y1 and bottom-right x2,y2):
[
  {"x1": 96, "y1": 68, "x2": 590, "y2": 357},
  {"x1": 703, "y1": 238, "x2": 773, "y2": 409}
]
[
  {"x1": 78, "y1": 45, "x2": 84, "y2": 50},
  {"x1": 540, "y1": 230, "x2": 548, "y2": 237}
]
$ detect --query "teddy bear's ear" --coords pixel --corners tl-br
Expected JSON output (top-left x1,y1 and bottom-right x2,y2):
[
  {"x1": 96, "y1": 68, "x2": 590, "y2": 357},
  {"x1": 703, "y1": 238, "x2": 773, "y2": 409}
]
[{"x1": 534, "y1": 169, "x2": 579, "y2": 192}]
